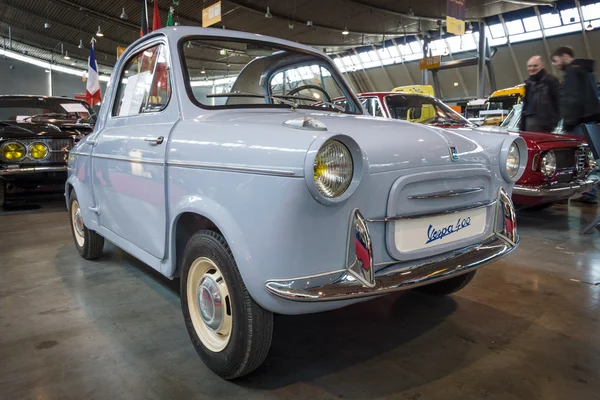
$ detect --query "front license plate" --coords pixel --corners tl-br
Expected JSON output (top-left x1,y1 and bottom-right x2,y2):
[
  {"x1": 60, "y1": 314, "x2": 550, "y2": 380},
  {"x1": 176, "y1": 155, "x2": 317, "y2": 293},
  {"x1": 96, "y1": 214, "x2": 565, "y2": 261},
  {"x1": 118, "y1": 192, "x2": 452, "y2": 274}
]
[{"x1": 394, "y1": 207, "x2": 487, "y2": 252}]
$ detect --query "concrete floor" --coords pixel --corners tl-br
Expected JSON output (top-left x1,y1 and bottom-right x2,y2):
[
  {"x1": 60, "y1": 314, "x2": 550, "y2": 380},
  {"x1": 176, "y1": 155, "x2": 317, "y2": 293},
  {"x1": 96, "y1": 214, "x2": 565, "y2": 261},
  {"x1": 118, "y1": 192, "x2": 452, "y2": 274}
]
[{"x1": 1, "y1": 196, "x2": 600, "y2": 400}]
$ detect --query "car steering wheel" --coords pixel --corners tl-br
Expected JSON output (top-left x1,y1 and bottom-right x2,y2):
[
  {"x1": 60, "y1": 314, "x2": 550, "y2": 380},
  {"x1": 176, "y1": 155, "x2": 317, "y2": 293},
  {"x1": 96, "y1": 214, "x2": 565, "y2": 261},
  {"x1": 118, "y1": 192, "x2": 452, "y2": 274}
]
[{"x1": 287, "y1": 85, "x2": 332, "y2": 103}]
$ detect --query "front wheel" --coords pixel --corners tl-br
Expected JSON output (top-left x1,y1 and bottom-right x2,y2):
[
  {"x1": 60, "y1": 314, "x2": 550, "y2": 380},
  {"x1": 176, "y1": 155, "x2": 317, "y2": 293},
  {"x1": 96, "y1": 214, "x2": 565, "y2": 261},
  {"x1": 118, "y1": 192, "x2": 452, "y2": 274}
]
[
  {"x1": 418, "y1": 271, "x2": 477, "y2": 296},
  {"x1": 181, "y1": 230, "x2": 273, "y2": 379},
  {"x1": 69, "y1": 191, "x2": 104, "y2": 259}
]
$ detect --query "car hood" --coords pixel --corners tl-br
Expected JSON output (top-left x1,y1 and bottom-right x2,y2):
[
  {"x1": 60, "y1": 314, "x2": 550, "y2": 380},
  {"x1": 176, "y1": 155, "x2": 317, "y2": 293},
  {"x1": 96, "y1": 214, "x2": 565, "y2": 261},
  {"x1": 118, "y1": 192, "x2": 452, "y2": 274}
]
[
  {"x1": 476, "y1": 125, "x2": 585, "y2": 149},
  {"x1": 0, "y1": 121, "x2": 93, "y2": 139},
  {"x1": 196, "y1": 109, "x2": 498, "y2": 175}
]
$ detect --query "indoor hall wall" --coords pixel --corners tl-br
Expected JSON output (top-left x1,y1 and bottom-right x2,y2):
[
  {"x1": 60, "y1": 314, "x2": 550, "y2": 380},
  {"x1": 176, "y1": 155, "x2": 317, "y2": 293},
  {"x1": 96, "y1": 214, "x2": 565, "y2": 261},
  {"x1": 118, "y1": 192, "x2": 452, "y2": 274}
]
[
  {"x1": 0, "y1": 57, "x2": 107, "y2": 99},
  {"x1": 358, "y1": 30, "x2": 600, "y2": 100}
]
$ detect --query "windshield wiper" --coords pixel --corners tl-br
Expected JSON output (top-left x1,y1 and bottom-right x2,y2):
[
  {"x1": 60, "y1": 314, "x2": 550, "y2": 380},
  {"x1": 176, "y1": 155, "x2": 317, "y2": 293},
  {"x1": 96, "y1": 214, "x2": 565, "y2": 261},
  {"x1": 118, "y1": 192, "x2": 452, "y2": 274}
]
[
  {"x1": 207, "y1": 92, "x2": 299, "y2": 108},
  {"x1": 23, "y1": 112, "x2": 71, "y2": 122},
  {"x1": 0, "y1": 121, "x2": 35, "y2": 134}
]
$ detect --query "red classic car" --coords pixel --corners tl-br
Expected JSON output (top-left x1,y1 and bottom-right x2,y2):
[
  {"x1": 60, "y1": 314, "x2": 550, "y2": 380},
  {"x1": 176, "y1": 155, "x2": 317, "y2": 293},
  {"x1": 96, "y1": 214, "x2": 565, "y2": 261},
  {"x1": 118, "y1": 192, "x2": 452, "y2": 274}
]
[{"x1": 345, "y1": 92, "x2": 596, "y2": 208}]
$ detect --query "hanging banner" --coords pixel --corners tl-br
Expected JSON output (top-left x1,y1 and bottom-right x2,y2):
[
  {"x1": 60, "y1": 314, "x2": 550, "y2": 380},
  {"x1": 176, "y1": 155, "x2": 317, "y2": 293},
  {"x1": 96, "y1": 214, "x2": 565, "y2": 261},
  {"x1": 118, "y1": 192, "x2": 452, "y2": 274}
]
[
  {"x1": 446, "y1": 0, "x2": 466, "y2": 35},
  {"x1": 117, "y1": 46, "x2": 127, "y2": 59},
  {"x1": 419, "y1": 55, "x2": 441, "y2": 70},
  {"x1": 202, "y1": 1, "x2": 222, "y2": 27}
]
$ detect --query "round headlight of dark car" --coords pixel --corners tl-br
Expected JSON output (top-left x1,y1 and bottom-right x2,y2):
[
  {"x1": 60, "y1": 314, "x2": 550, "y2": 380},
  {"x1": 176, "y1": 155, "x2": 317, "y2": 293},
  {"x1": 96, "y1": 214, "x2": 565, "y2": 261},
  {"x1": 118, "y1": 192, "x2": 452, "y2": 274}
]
[
  {"x1": 506, "y1": 142, "x2": 520, "y2": 180},
  {"x1": 313, "y1": 140, "x2": 353, "y2": 198},
  {"x1": 1, "y1": 141, "x2": 26, "y2": 161},
  {"x1": 587, "y1": 149, "x2": 597, "y2": 169},
  {"x1": 540, "y1": 151, "x2": 557, "y2": 178},
  {"x1": 30, "y1": 142, "x2": 49, "y2": 160}
]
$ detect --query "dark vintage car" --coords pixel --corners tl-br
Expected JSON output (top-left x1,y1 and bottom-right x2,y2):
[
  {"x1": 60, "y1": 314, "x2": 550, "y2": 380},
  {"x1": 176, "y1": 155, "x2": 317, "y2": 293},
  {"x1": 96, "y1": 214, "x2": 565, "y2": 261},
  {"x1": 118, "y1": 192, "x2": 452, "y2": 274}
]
[
  {"x1": 0, "y1": 95, "x2": 95, "y2": 207},
  {"x1": 350, "y1": 92, "x2": 596, "y2": 209}
]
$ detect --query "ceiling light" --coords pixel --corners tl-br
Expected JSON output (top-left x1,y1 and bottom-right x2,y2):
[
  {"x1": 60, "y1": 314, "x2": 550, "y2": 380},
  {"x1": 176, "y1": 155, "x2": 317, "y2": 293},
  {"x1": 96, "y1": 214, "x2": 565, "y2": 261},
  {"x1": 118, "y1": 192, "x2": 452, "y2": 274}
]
[
  {"x1": 465, "y1": 22, "x2": 473, "y2": 34},
  {"x1": 174, "y1": 21, "x2": 180, "y2": 26},
  {"x1": 307, "y1": 20, "x2": 313, "y2": 26},
  {"x1": 45, "y1": 68, "x2": 50, "y2": 73},
  {"x1": 201, "y1": 67, "x2": 206, "y2": 74},
  {"x1": 265, "y1": 6, "x2": 272, "y2": 19},
  {"x1": 78, "y1": 39, "x2": 84, "y2": 49},
  {"x1": 408, "y1": 7, "x2": 415, "y2": 16},
  {"x1": 342, "y1": 25, "x2": 349, "y2": 35},
  {"x1": 64, "y1": 51, "x2": 70, "y2": 60},
  {"x1": 454, "y1": 82, "x2": 459, "y2": 86},
  {"x1": 96, "y1": 26, "x2": 104, "y2": 37},
  {"x1": 289, "y1": 22, "x2": 294, "y2": 29},
  {"x1": 44, "y1": 22, "x2": 51, "y2": 29},
  {"x1": 120, "y1": 7, "x2": 128, "y2": 20},
  {"x1": 586, "y1": 21, "x2": 594, "y2": 31}
]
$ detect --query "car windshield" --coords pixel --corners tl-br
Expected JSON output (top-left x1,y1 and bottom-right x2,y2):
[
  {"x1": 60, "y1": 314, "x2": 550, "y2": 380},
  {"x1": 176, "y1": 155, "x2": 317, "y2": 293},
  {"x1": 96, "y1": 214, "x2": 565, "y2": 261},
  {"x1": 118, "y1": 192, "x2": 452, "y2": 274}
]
[
  {"x1": 383, "y1": 94, "x2": 470, "y2": 125},
  {"x1": 181, "y1": 38, "x2": 361, "y2": 114},
  {"x1": 0, "y1": 97, "x2": 95, "y2": 123}
]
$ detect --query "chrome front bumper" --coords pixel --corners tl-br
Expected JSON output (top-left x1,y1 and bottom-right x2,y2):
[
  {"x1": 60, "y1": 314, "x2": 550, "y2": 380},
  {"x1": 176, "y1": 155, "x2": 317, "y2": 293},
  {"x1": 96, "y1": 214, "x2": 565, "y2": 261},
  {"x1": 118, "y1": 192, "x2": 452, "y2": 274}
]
[
  {"x1": 265, "y1": 189, "x2": 518, "y2": 302},
  {"x1": 513, "y1": 178, "x2": 596, "y2": 197},
  {"x1": 0, "y1": 166, "x2": 67, "y2": 176}
]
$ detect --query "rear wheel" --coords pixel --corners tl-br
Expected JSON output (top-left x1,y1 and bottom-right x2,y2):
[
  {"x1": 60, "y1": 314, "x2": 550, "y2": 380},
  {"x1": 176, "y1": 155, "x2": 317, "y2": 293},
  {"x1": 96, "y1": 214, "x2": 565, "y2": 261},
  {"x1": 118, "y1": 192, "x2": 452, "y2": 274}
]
[
  {"x1": 181, "y1": 230, "x2": 273, "y2": 379},
  {"x1": 69, "y1": 191, "x2": 104, "y2": 259},
  {"x1": 418, "y1": 271, "x2": 477, "y2": 296}
]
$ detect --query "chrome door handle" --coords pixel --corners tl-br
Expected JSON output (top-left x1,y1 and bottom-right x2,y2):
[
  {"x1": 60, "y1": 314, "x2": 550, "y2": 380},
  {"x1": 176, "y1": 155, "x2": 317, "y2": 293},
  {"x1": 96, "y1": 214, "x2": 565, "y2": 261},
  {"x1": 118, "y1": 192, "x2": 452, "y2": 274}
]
[{"x1": 145, "y1": 136, "x2": 164, "y2": 145}]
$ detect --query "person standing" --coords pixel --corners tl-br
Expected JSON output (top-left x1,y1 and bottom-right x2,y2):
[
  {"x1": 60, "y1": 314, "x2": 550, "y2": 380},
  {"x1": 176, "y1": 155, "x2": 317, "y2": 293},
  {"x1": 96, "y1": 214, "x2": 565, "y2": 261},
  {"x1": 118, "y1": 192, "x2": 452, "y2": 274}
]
[
  {"x1": 519, "y1": 55, "x2": 561, "y2": 133},
  {"x1": 552, "y1": 46, "x2": 600, "y2": 204}
]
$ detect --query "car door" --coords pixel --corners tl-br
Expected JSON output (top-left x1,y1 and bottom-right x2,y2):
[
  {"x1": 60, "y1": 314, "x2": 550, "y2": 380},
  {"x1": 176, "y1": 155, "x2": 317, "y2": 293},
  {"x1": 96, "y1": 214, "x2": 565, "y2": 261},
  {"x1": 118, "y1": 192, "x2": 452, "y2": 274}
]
[{"x1": 91, "y1": 41, "x2": 175, "y2": 259}]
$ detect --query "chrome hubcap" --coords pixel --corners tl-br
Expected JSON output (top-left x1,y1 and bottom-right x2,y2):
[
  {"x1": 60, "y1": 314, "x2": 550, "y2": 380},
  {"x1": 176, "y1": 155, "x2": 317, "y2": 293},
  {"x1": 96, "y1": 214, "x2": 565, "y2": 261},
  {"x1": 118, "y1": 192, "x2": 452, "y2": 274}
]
[
  {"x1": 197, "y1": 275, "x2": 224, "y2": 332},
  {"x1": 74, "y1": 208, "x2": 84, "y2": 238}
]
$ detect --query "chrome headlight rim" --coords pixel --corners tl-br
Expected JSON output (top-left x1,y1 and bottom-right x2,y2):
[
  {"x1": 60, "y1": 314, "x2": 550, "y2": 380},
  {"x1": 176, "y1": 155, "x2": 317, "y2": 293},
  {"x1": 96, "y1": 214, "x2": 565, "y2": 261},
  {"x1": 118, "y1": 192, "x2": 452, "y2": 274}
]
[
  {"x1": 0, "y1": 140, "x2": 27, "y2": 162},
  {"x1": 540, "y1": 150, "x2": 557, "y2": 178},
  {"x1": 304, "y1": 135, "x2": 364, "y2": 205},
  {"x1": 586, "y1": 148, "x2": 597, "y2": 169},
  {"x1": 29, "y1": 142, "x2": 51, "y2": 160},
  {"x1": 499, "y1": 136, "x2": 527, "y2": 183}
]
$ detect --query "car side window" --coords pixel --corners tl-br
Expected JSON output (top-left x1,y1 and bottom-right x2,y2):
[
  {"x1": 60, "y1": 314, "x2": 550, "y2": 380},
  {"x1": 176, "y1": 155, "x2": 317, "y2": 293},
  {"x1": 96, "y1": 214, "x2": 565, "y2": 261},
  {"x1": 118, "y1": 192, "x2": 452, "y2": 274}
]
[{"x1": 112, "y1": 44, "x2": 171, "y2": 117}]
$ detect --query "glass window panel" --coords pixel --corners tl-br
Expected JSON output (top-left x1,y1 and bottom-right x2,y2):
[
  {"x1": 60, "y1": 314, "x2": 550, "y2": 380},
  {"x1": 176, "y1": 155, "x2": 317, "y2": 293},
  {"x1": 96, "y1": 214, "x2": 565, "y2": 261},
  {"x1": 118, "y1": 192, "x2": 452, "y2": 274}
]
[
  {"x1": 485, "y1": 26, "x2": 493, "y2": 39},
  {"x1": 509, "y1": 30, "x2": 543, "y2": 43},
  {"x1": 522, "y1": 16, "x2": 541, "y2": 31},
  {"x1": 350, "y1": 55, "x2": 360, "y2": 65},
  {"x1": 489, "y1": 36, "x2": 508, "y2": 46},
  {"x1": 333, "y1": 58, "x2": 344, "y2": 68},
  {"x1": 368, "y1": 50, "x2": 378, "y2": 61},
  {"x1": 489, "y1": 23, "x2": 506, "y2": 38},
  {"x1": 359, "y1": 52, "x2": 371, "y2": 62},
  {"x1": 505, "y1": 20, "x2": 525, "y2": 35},
  {"x1": 378, "y1": 48, "x2": 391, "y2": 59},
  {"x1": 387, "y1": 46, "x2": 399, "y2": 57},
  {"x1": 541, "y1": 13, "x2": 562, "y2": 28},
  {"x1": 400, "y1": 43, "x2": 412, "y2": 54},
  {"x1": 561, "y1": 7, "x2": 580, "y2": 24},
  {"x1": 342, "y1": 56, "x2": 353, "y2": 67},
  {"x1": 582, "y1": 3, "x2": 600, "y2": 20},
  {"x1": 405, "y1": 53, "x2": 422, "y2": 62},
  {"x1": 409, "y1": 40, "x2": 423, "y2": 53},
  {"x1": 544, "y1": 23, "x2": 582, "y2": 36},
  {"x1": 364, "y1": 61, "x2": 380, "y2": 69},
  {"x1": 446, "y1": 36, "x2": 462, "y2": 52}
]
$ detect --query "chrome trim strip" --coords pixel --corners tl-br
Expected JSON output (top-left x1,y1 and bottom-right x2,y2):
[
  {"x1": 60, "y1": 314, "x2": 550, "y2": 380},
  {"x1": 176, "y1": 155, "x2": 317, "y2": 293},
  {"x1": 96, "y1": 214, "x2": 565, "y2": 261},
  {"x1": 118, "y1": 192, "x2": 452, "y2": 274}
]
[
  {"x1": 366, "y1": 200, "x2": 496, "y2": 222},
  {"x1": 70, "y1": 151, "x2": 88, "y2": 156},
  {"x1": 406, "y1": 187, "x2": 484, "y2": 199},
  {"x1": 513, "y1": 179, "x2": 596, "y2": 197},
  {"x1": 167, "y1": 160, "x2": 297, "y2": 177},
  {"x1": 92, "y1": 154, "x2": 164, "y2": 165},
  {"x1": 0, "y1": 166, "x2": 67, "y2": 175}
]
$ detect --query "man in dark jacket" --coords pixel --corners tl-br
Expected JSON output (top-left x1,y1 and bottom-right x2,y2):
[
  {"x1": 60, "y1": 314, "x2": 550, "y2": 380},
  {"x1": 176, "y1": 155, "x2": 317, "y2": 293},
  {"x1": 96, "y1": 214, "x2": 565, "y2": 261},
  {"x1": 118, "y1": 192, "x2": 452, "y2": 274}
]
[
  {"x1": 552, "y1": 46, "x2": 600, "y2": 204},
  {"x1": 552, "y1": 46, "x2": 600, "y2": 133},
  {"x1": 519, "y1": 55, "x2": 560, "y2": 133}
]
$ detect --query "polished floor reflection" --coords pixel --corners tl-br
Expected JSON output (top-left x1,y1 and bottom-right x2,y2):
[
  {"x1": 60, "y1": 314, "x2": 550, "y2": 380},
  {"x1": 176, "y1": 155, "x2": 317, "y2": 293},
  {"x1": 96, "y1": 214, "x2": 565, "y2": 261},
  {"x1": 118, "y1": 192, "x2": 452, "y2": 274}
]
[{"x1": 1, "y1": 198, "x2": 599, "y2": 399}]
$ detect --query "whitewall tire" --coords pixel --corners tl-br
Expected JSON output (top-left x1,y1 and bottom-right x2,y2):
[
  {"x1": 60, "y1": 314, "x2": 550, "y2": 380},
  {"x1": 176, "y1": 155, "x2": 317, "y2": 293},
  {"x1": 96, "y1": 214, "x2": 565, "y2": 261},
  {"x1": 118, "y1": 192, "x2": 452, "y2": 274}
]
[{"x1": 69, "y1": 191, "x2": 104, "y2": 260}]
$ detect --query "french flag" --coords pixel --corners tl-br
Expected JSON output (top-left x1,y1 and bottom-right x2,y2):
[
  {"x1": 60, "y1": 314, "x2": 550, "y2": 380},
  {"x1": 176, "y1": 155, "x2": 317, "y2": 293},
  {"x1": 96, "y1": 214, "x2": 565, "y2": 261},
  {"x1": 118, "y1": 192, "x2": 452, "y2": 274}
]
[{"x1": 86, "y1": 42, "x2": 102, "y2": 107}]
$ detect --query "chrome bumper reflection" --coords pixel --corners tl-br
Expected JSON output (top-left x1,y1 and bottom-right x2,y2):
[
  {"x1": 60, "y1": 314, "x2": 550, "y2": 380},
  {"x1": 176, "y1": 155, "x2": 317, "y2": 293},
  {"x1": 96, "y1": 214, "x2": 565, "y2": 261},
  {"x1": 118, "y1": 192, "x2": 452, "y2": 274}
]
[
  {"x1": 513, "y1": 178, "x2": 596, "y2": 197},
  {"x1": 265, "y1": 188, "x2": 518, "y2": 302},
  {"x1": 0, "y1": 166, "x2": 67, "y2": 176}
]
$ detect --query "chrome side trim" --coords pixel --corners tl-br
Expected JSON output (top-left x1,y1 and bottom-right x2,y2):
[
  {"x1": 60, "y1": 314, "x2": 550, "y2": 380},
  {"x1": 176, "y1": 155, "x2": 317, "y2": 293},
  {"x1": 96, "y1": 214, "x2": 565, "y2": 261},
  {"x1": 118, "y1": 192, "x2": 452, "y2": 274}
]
[
  {"x1": 167, "y1": 160, "x2": 297, "y2": 177},
  {"x1": 513, "y1": 179, "x2": 596, "y2": 197},
  {"x1": 0, "y1": 166, "x2": 67, "y2": 175},
  {"x1": 367, "y1": 200, "x2": 496, "y2": 222},
  {"x1": 70, "y1": 151, "x2": 89, "y2": 157},
  {"x1": 92, "y1": 154, "x2": 164, "y2": 165},
  {"x1": 407, "y1": 187, "x2": 484, "y2": 199}
]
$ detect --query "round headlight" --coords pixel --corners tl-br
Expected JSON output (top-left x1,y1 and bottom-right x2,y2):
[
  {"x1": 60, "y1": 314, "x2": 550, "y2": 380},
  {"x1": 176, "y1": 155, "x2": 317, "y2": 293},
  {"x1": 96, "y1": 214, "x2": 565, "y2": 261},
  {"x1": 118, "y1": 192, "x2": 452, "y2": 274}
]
[
  {"x1": 313, "y1": 140, "x2": 353, "y2": 198},
  {"x1": 506, "y1": 142, "x2": 520, "y2": 179},
  {"x1": 30, "y1": 143, "x2": 49, "y2": 159},
  {"x1": 587, "y1": 149, "x2": 597, "y2": 169},
  {"x1": 2, "y1": 141, "x2": 26, "y2": 161},
  {"x1": 540, "y1": 151, "x2": 556, "y2": 178}
]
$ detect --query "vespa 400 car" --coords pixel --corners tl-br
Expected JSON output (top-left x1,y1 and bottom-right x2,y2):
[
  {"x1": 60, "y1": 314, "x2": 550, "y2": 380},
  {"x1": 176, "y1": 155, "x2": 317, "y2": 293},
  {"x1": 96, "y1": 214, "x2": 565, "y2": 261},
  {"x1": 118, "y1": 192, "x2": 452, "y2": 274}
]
[{"x1": 66, "y1": 27, "x2": 526, "y2": 379}]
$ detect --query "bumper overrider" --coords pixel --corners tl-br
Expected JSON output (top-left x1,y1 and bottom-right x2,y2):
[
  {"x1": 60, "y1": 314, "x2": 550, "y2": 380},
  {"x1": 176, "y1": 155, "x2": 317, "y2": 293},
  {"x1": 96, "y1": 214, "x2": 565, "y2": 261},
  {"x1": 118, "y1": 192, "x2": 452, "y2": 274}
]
[
  {"x1": 265, "y1": 188, "x2": 518, "y2": 302},
  {"x1": 513, "y1": 178, "x2": 597, "y2": 198}
]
